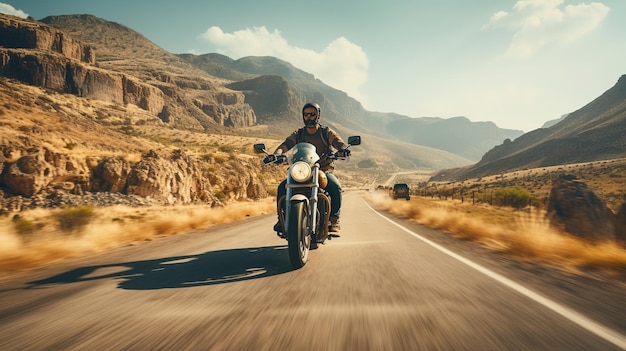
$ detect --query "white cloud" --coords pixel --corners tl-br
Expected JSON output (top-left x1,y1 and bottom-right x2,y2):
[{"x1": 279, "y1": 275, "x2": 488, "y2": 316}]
[
  {"x1": 0, "y1": 3, "x2": 28, "y2": 18},
  {"x1": 483, "y1": 0, "x2": 609, "y2": 58},
  {"x1": 200, "y1": 26, "x2": 369, "y2": 104}
]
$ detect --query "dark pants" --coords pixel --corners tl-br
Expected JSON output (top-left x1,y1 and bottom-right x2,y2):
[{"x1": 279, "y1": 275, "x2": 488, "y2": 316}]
[{"x1": 276, "y1": 172, "x2": 342, "y2": 218}]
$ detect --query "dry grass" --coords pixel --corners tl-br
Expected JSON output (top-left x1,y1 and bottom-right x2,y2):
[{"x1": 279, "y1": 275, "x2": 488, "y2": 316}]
[
  {"x1": 419, "y1": 158, "x2": 626, "y2": 212},
  {"x1": 364, "y1": 192, "x2": 626, "y2": 277},
  {"x1": 0, "y1": 199, "x2": 274, "y2": 279},
  {"x1": 0, "y1": 78, "x2": 281, "y2": 161}
]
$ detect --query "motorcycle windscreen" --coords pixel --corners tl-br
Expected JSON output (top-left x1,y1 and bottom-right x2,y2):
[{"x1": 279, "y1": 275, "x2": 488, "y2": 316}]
[{"x1": 286, "y1": 143, "x2": 320, "y2": 165}]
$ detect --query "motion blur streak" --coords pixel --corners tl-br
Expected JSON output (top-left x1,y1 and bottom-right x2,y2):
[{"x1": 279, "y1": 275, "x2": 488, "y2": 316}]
[{"x1": 363, "y1": 199, "x2": 626, "y2": 350}]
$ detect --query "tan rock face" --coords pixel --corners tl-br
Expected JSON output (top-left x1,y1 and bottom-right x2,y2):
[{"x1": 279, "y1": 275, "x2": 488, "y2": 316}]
[
  {"x1": 0, "y1": 14, "x2": 95, "y2": 63},
  {"x1": 126, "y1": 150, "x2": 213, "y2": 205},
  {"x1": 68, "y1": 63, "x2": 125, "y2": 104},
  {"x1": 2, "y1": 153, "x2": 51, "y2": 197},
  {"x1": 0, "y1": 13, "x2": 256, "y2": 131},
  {"x1": 0, "y1": 146, "x2": 270, "y2": 206},
  {"x1": 1, "y1": 148, "x2": 90, "y2": 197},
  {"x1": 0, "y1": 50, "x2": 165, "y2": 112},
  {"x1": 123, "y1": 77, "x2": 165, "y2": 114},
  {"x1": 193, "y1": 95, "x2": 255, "y2": 128},
  {"x1": 91, "y1": 157, "x2": 131, "y2": 193}
]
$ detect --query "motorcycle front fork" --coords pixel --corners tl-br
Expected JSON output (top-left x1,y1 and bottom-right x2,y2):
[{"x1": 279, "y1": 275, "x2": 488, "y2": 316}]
[{"x1": 277, "y1": 192, "x2": 331, "y2": 240}]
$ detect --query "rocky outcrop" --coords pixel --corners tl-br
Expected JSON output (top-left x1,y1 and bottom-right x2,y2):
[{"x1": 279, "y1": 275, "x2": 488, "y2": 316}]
[
  {"x1": 123, "y1": 77, "x2": 165, "y2": 114},
  {"x1": 0, "y1": 147, "x2": 215, "y2": 205},
  {"x1": 204, "y1": 159, "x2": 267, "y2": 201},
  {"x1": 193, "y1": 91, "x2": 256, "y2": 127},
  {"x1": 0, "y1": 50, "x2": 165, "y2": 113},
  {"x1": 0, "y1": 13, "x2": 256, "y2": 130},
  {"x1": 125, "y1": 149, "x2": 213, "y2": 205},
  {"x1": 91, "y1": 157, "x2": 131, "y2": 193},
  {"x1": 1, "y1": 147, "x2": 90, "y2": 197},
  {"x1": 546, "y1": 174, "x2": 616, "y2": 242},
  {"x1": 0, "y1": 14, "x2": 94, "y2": 63},
  {"x1": 0, "y1": 143, "x2": 270, "y2": 211},
  {"x1": 226, "y1": 75, "x2": 297, "y2": 123}
]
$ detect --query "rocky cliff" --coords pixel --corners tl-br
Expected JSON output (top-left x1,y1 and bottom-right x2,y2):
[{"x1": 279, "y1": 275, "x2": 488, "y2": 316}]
[
  {"x1": 0, "y1": 13, "x2": 257, "y2": 132},
  {"x1": 0, "y1": 14, "x2": 94, "y2": 63},
  {"x1": 0, "y1": 14, "x2": 279, "y2": 211},
  {"x1": 0, "y1": 136, "x2": 272, "y2": 212},
  {"x1": 0, "y1": 15, "x2": 165, "y2": 114},
  {"x1": 0, "y1": 122, "x2": 272, "y2": 211}
]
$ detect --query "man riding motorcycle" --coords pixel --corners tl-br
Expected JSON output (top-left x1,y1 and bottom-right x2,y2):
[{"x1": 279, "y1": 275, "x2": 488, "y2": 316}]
[{"x1": 266, "y1": 102, "x2": 351, "y2": 235}]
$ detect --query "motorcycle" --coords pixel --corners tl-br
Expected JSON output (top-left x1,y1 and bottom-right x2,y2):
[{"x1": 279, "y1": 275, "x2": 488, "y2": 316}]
[{"x1": 254, "y1": 135, "x2": 361, "y2": 268}]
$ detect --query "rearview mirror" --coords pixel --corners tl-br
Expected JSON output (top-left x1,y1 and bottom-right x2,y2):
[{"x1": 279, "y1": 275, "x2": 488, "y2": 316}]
[
  {"x1": 347, "y1": 136, "x2": 361, "y2": 146},
  {"x1": 253, "y1": 143, "x2": 267, "y2": 154}
]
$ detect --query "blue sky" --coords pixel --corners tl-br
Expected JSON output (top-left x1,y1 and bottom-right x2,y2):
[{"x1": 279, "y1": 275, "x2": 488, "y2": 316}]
[{"x1": 2, "y1": 0, "x2": 625, "y2": 132}]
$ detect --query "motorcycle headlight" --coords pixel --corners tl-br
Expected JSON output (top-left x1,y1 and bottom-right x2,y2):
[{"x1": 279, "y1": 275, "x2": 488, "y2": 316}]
[{"x1": 290, "y1": 161, "x2": 312, "y2": 182}]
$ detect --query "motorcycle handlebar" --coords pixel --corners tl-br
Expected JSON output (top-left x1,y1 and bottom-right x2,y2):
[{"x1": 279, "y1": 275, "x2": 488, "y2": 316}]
[
  {"x1": 263, "y1": 154, "x2": 287, "y2": 165},
  {"x1": 262, "y1": 152, "x2": 350, "y2": 166}
]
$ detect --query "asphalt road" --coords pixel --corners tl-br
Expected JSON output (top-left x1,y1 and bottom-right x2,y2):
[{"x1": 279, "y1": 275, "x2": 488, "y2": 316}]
[{"x1": 1, "y1": 192, "x2": 625, "y2": 350}]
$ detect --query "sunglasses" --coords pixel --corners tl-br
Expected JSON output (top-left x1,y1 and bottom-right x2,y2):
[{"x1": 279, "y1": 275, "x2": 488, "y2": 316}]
[{"x1": 303, "y1": 112, "x2": 317, "y2": 117}]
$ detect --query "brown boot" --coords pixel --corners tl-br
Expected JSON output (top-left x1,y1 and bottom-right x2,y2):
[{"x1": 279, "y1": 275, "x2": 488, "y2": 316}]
[{"x1": 329, "y1": 216, "x2": 340, "y2": 234}]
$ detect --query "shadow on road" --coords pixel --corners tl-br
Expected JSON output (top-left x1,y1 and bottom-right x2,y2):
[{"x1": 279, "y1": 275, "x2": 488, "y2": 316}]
[{"x1": 26, "y1": 245, "x2": 293, "y2": 290}]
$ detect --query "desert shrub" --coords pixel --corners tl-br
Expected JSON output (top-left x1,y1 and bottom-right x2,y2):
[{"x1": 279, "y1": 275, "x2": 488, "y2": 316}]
[
  {"x1": 12, "y1": 216, "x2": 44, "y2": 240},
  {"x1": 119, "y1": 125, "x2": 139, "y2": 136},
  {"x1": 219, "y1": 145, "x2": 236, "y2": 153},
  {"x1": 213, "y1": 154, "x2": 227, "y2": 164},
  {"x1": 215, "y1": 191, "x2": 227, "y2": 200},
  {"x1": 357, "y1": 159, "x2": 376, "y2": 168},
  {"x1": 266, "y1": 187, "x2": 277, "y2": 197},
  {"x1": 64, "y1": 142, "x2": 77, "y2": 150},
  {"x1": 493, "y1": 187, "x2": 532, "y2": 209},
  {"x1": 56, "y1": 206, "x2": 95, "y2": 233}
]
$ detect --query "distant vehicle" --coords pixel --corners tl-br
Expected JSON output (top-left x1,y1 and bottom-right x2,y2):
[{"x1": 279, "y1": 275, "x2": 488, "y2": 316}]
[{"x1": 391, "y1": 183, "x2": 410, "y2": 200}]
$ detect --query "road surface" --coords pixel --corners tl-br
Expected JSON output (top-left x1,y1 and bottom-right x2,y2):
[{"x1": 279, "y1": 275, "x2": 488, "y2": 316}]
[{"x1": 1, "y1": 192, "x2": 625, "y2": 350}]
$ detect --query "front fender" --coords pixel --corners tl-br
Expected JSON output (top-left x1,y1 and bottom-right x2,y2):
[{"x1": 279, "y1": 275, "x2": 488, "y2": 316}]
[{"x1": 290, "y1": 194, "x2": 308, "y2": 204}]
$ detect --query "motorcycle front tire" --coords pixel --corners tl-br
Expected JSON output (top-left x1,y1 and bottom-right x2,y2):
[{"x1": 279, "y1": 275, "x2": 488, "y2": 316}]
[{"x1": 287, "y1": 201, "x2": 310, "y2": 268}]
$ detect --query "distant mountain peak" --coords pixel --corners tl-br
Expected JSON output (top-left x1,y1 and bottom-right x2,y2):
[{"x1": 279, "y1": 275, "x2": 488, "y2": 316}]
[{"x1": 433, "y1": 74, "x2": 626, "y2": 180}]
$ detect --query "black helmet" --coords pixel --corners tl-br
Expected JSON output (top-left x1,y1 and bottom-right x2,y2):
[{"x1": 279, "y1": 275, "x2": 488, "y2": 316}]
[{"x1": 302, "y1": 102, "x2": 320, "y2": 127}]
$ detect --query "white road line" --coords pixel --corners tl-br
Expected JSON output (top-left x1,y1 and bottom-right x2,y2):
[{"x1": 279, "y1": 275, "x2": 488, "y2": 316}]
[{"x1": 363, "y1": 199, "x2": 626, "y2": 350}]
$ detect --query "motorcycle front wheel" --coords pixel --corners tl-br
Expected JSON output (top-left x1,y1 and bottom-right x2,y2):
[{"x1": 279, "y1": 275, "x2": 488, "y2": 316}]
[{"x1": 287, "y1": 201, "x2": 310, "y2": 268}]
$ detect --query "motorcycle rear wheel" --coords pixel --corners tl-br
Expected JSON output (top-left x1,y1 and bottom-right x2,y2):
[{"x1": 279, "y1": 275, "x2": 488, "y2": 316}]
[{"x1": 287, "y1": 201, "x2": 310, "y2": 268}]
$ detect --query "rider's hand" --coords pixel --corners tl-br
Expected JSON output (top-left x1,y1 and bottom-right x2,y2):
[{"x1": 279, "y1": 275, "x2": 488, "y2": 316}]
[
  {"x1": 336, "y1": 149, "x2": 351, "y2": 158},
  {"x1": 263, "y1": 154, "x2": 277, "y2": 164}
]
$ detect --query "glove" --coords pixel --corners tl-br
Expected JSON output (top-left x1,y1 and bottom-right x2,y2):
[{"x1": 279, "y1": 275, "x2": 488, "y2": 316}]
[
  {"x1": 263, "y1": 154, "x2": 277, "y2": 164},
  {"x1": 336, "y1": 149, "x2": 351, "y2": 158}
]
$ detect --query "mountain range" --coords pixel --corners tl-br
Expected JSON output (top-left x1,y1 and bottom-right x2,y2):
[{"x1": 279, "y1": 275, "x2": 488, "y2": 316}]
[
  {"x1": 431, "y1": 75, "x2": 626, "y2": 181},
  {"x1": 1, "y1": 13, "x2": 624, "y2": 179},
  {"x1": 33, "y1": 14, "x2": 519, "y2": 165}
]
